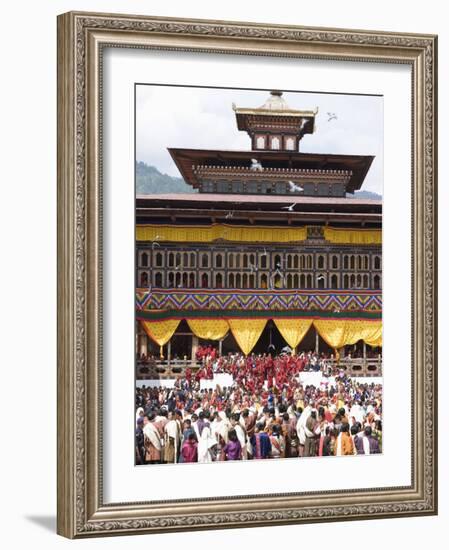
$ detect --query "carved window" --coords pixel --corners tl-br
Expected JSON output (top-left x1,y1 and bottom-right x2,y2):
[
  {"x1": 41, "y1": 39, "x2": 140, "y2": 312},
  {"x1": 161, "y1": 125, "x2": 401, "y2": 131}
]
[
  {"x1": 332, "y1": 255, "x2": 339, "y2": 269},
  {"x1": 215, "y1": 254, "x2": 223, "y2": 268},
  {"x1": 140, "y1": 272, "x2": 148, "y2": 287},
  {"x1": 229, "y1": 253, "x2": 234, "y2": 268},
  {"x1": 141, "y1": 252, "x2": 148, "y2": 267},
  {"x1": 155, "y1": 272, "x2": 163, "y2": 286},
  {"x1": 331, "y1": 274, "x2": 338, "y2": 289},
  {"x1": 201, "y1": 253, "x2": 209, "y2": 268},
  {"x1": 201, "y1": 273, "x2": 209, "y2": 288},
  {"x1": 228, "y1": 273, "x2": 235, "y2": 287},
  {"x1": 190, "y1": 252, "x2": 196, "y2": 267},
  {"x1": 317, "y1": 255, "x2": 325, "y2": 269},
  {"x1": 261, "y1": 254, "x2": 267, "y2": 269},
  {"x1": 317, "y1": 274, "x2": 325, "y2": 289},
  {"x1": 260, "y1": 274, "x2": 268, "y2": 289},
  {"x1": 183, "y1": 252, "x2": 189, "y2": 266},
  {"x1": 374, "y1": 256, "x2": 381, "y2": 270},
  {"x1": 215, "y1": 273, "x2": 223, "y2": 288},
  {"x1": 271, "y1": 136, "x2": 280, "y2": 150},
  {"x1": 155, "y1": 252, "x2": 163, "y2": 267},
  {"x1": 373, "y1": 274, "x2": 381, "y2": 289},
  {"x1": 285, "y1": 136, "x2": 295, "y2": 150},
  {"x1": 256, "y1": 135, "x2": 265, "y2": 149},
  {"x1": 168, "y1": 272, "x2": 175, "y2": 288}
]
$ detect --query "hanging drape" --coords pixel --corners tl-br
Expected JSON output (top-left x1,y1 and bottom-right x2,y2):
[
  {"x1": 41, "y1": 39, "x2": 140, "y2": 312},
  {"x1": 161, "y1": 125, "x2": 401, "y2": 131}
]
[
  {"x1": 323, "y1": 227, "x2": 381, "y2": 245},
  {"x1": 227, "y1": 318, "x2": 268, "y2": 356},
  {"x1": 186, "y1": 319, "x2": 229, "y2": 341},
  {"x1": 313, "y1": 319, "x2": 382, "y2": 349},
  {"x1": 136, "y1": 224, "x2": 307, "y2": 244},
  {"x1": 141, "y1": 319, "x2": 181, "y2": 356},
  {"x1": 273, "y1": 318, "x2": 313, "y2": 350}
]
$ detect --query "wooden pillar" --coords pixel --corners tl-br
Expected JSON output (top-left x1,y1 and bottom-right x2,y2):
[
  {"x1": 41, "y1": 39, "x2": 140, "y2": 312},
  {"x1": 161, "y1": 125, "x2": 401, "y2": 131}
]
[
  {"x1": 363, "y1": 341, "x2": 367, "y2": 375},
  {"x1": 167, "y1": 340, "x2": 172, "y2": 366},
  {"x1": 315, "y1": 329, "x2": 319, "y2": 354},
  {"x1": 191, "y1": 335, "x2": 199, "y2": 362}
]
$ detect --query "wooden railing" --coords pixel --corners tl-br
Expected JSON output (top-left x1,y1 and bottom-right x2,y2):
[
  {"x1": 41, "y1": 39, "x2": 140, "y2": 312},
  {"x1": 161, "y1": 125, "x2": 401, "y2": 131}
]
[{"x1": 136, "y1": 357, "x2": 382, "y2": 380}]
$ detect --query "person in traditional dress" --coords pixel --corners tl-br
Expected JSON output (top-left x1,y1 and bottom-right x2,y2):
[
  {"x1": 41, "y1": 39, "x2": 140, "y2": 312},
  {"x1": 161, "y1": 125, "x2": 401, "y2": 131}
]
[
  {"x1": 231, "y1": 413, "x2": 248, "y2": 460},
  {"x1": 250, "y1": 423, "x2": 272, "y2": 460},
  {"x1": 164, "y1": 410, "x2": 182, "y2": 464},
  {"x1": 180, "y1": 432, "x2": 198, "y2": 463},
  {"x1": 197, "y1": 425, "x2": 217, "y2": 463},
  {"x1": 354, "y1": 425, "x2": 381, "y2": 455},
  {"x1": 223, "y1": 429, "x2": 242, "y2": 461},
  {"x1": 135, "y1": 416, "x2": 145, "y2": 465},
  {"x1": 303, "y1": 410, "x2": 320, "y2": 457},
  {"x1": 143, "y1": 413, "x2": 163, "y2": 464},
  {"x1": 269, "y1": 424, "x2": 285, "y2": 459},
  {"x1": 333, "y1": 422, "x2": 354, "y2": 456}
]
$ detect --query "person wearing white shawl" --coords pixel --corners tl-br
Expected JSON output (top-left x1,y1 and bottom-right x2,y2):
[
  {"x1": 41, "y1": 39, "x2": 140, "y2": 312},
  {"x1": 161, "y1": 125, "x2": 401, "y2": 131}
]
[
  {"x1": 197, "y1": 425, "x2": 217, "y2": 463},
  {"x1": 164, "y1": 411, "x2": 182, "y2": 464},
  {"x1": 230, "y1": 413, "x2": 247, "y2": 459},
  {"x1": 296, "y1": 403, "x2": 313, "y2": 457},
  {"x1": 143, "y1": 416, "x2": 162, "y2": 463}
]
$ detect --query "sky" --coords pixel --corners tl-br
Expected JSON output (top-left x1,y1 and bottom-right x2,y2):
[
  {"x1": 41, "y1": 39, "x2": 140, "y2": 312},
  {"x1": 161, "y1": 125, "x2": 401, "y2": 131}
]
[{"x1": 136, "y1": 85, "x2": 383, "y2": 195}]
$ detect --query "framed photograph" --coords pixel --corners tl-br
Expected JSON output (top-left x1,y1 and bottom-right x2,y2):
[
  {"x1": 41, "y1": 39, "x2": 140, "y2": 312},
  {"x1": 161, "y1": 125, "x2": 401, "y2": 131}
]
[{"x1": 57, "y1": 11, "x2": 437, "y2": 538}]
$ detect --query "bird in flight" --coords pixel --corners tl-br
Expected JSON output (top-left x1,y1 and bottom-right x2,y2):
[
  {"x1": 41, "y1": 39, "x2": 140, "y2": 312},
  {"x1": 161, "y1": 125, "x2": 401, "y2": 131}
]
[
  {"x1": 250, "y1": 158, "x2": 264, "y2": 171},
  {"x1": 327, "y1": 112, "x2": 337, "y2": 122},
  {"x1": 151, "y1": 241, "x2": 161, "y2": 249},
  {"x1": 225, "y1": 211, "x2": 234, "y2": 219},
  {"x1": 317, "y1": 275, "x2": 325, "y2": 281},
  {"x1": 288, "y1": 180, "x2": 304, "y2": 193},
  {"x1": 281, "y1": 203, "x2": 296, "y2": 212}
]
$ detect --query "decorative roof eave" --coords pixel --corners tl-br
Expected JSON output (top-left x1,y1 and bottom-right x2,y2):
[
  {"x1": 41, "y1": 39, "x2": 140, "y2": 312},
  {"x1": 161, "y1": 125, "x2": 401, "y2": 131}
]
[{"x1": 233, "y1": 107, "x2": 318, "y2": 118}]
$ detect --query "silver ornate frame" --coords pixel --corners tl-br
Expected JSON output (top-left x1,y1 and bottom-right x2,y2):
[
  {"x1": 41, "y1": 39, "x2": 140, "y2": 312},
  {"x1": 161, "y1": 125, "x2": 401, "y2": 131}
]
[{"x1": 57, "y1": 11, "x2": 438, "y2": 538}]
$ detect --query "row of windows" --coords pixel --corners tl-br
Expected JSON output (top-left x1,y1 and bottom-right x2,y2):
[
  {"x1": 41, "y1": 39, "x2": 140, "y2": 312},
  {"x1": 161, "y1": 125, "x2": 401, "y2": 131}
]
[
  {"x1": 139, "y1": 250, "x2": 382, "y2": 271},
  {"x1": 254, "y1": 134, "x2": 296, "y2": 151},
  {"x1": 139, "y1": 270, "x2": 382, "y2": 290}
]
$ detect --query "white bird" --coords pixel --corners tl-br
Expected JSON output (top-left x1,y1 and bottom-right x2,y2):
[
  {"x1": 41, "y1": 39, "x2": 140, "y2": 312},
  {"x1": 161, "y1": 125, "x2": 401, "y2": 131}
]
[
  {"x1": 288, "y1": 180, "x2": 304, "y2": 193},
  {"x1": 151, "y1": 241, "x2": 161, "y2": 249},
  {"x1": 174, "y1": 264, "x2": 181, "y2": 271},
  {"x1": 249, "y1": 263, "x2": 258, "y2": 273},
  {"x1": 225, "y1": 211, "x2": 234, "y2": 219},
  {"x1": 317, "y1": 275, "x2": 325, "y2": 281},
  {"x1": 281, "y1": 203, "x2": 296, "y2": 212},
  {"x1": 327, "y1": 112, "x2": 337, "y2": 122},
  {"x1": 261, "y1": 247, "x2": 268, "y2": 256},
  {"x1": 250, "y1": 158, "x2": 263, "y2": 171}
]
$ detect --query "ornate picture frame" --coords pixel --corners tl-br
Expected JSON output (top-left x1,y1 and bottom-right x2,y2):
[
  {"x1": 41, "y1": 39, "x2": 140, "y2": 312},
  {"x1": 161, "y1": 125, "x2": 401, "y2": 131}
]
[{"x1": 57, "y1": 11, "x2": 437, "y2": 538}]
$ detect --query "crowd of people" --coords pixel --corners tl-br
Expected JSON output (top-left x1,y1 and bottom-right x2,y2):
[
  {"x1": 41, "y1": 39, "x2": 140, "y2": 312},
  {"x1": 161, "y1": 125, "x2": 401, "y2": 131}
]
[{"x1": 135, "y1": 350, "x2": 382, "y2": 465}]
